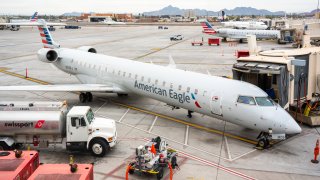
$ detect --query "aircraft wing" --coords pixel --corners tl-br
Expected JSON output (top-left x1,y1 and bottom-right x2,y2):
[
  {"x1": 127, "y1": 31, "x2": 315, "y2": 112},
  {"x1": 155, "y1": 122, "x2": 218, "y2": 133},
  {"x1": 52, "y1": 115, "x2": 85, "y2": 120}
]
[{"x1": 0, "y1": 84, "x2": 125, "y2": 93}]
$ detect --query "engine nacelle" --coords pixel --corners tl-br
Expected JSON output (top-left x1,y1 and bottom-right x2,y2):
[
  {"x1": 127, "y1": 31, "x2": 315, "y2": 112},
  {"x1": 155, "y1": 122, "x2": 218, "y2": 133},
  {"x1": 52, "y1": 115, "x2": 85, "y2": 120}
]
[
  {"x1": 37, "y1": 48, "x2": 59, "y2": 63},
  {"x1": 77, "y1": 46, "x2": 97, "y2": 53}
]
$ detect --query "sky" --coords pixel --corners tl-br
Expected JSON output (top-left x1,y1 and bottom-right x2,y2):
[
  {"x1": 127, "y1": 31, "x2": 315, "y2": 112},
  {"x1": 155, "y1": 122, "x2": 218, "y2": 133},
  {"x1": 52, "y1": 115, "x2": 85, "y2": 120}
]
[{"x1": 0, "y1": 0, "x2": 318, "y2": 15}]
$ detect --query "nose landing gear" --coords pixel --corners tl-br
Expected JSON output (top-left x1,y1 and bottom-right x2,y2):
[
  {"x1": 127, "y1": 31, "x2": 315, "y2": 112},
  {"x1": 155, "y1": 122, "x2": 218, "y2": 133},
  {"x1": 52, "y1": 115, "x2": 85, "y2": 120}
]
[
  {"x1": 79, "y1": 92, "x2": 93, "y2": 103},
  {"x1": 256, "y1": 130, "x2": 272, "y2": 149}
]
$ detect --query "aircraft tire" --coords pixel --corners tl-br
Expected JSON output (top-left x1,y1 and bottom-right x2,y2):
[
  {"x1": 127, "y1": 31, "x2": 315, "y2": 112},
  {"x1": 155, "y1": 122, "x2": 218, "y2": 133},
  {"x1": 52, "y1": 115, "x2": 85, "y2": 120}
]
[
  {"x1": 86, "y1": 92, "x2": 93, "y2": 102},
  {"x1": 79, "y1": 93, "x2": 87, "y2": 103},
  {"x1": 257, "y1": 139, "x2": 267, "y2": 148}
]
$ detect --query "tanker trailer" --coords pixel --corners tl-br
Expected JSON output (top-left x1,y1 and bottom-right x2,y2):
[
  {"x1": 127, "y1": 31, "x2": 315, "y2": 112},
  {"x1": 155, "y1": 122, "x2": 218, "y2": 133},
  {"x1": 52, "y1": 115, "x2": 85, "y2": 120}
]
[{"x1": 0, "y1": 101, "x2": 117, "y2": 157}]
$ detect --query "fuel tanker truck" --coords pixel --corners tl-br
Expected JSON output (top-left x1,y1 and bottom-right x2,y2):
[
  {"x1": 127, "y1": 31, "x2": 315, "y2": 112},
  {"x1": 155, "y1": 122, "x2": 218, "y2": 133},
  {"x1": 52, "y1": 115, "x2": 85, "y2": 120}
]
[{"x1": 0, "y1": 101, "x2": 117, "y2": 157}]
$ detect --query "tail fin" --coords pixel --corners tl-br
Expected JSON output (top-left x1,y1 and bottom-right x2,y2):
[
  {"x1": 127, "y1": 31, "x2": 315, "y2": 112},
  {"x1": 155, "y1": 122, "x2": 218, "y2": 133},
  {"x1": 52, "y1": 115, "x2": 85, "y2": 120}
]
[
  {"x1": 200, "y1": 21, "x2": 216, "y2": 35},
  {"x1": 30, "y1": 12, "x2": 38, "y2": 22},
  {"x1": 37, "y1": 19, "x2": 60, "y2": 49}
]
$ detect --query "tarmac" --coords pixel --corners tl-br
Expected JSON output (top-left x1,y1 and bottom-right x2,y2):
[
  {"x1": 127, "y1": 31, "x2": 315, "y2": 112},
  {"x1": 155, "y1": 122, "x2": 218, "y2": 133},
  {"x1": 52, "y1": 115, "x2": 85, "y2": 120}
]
[{"x1": 0, "y1": 25, "x2": 320, "y2": 180}]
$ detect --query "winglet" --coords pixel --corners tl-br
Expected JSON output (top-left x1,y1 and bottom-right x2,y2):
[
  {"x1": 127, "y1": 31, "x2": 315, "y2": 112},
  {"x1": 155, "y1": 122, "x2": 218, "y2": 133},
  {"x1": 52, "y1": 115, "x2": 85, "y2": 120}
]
[{"x1": 168, "y1": 55, "x2": 176, "y2": 69}]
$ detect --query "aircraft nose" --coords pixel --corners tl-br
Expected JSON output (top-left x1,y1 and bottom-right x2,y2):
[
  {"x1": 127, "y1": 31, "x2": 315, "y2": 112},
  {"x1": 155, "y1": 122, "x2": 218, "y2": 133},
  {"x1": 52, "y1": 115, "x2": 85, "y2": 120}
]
[{"x1": 286, "y1": 117, "x2": 302, "y2": 134}]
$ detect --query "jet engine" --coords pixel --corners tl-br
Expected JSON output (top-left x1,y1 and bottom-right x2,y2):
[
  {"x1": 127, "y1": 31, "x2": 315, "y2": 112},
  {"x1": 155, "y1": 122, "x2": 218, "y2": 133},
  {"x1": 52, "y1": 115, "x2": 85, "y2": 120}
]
[
  {"x1": 37, "y1": 48, "x2": 59, "y2": 63},
  {"x1": 77, "y1": 46, "x2": 97, "y2": 53}
]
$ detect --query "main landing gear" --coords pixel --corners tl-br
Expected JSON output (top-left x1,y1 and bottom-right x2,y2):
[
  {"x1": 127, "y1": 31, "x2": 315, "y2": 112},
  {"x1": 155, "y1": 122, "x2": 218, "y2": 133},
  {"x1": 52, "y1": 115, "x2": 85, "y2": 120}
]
[
  {"x1": 187, "y1": 110, "x2": 193, "y2": 118},
  {"x1": 256, "y1": 130, "x2": 272, "y2": 149},
  {"x1": 79, "y1": 92, "x2": 93, "y2": 103}
]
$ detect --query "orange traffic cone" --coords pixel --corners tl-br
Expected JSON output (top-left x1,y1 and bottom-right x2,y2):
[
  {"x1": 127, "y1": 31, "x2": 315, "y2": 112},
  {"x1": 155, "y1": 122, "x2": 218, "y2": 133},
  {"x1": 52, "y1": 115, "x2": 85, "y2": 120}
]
[{"x1": 311, "y1": 139, "x2": 319, "y2": 163}]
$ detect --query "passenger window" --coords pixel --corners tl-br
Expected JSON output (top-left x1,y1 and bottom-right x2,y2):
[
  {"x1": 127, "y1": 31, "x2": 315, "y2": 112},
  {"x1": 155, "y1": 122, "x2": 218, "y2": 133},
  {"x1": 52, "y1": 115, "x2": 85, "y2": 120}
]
[{"x1": 237, "y1": 96, "x2": 256, "y2": 105}]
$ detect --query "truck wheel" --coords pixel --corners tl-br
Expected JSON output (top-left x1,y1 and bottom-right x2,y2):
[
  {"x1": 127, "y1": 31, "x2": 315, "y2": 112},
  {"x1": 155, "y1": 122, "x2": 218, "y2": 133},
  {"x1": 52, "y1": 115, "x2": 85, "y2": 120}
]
[
  {"x1": 128, "y1": 168, "x2": 134, "y2": 174},
  {"x1": 90, "y1": 139, "x2": 109, "y2": 157},
  {"x1": 171, "y1": 156, "x2": 177, "y2": 169},
  {"x1": 157, "y1": 167, "x2": 164, "y2": 180}
]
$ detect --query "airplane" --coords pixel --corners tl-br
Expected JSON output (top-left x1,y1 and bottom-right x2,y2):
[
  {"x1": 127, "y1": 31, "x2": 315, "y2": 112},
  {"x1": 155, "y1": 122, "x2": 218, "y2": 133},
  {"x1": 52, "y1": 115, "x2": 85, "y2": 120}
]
[
  {"x1": 0, "y1": 19, "x2": 301, "y2": 148},
  {"x1": 221, "y1": 21, "x2": 268, "y2": 30},
  {"x1": 201, "y1": 21, "x2": 280, "y2": 43},
  {"x1": 100, "y1": 17, "x2": 126, "y2": 25},
  {"x1": 0, "y1": 12, "x2": 66, "y2": 29}
]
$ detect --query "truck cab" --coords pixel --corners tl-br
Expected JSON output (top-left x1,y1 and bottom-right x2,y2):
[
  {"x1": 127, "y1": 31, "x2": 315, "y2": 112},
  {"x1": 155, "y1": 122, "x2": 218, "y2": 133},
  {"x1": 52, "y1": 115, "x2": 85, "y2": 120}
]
[{"x1": 66, "y1": 106, "x2": 117, "y2": 157}]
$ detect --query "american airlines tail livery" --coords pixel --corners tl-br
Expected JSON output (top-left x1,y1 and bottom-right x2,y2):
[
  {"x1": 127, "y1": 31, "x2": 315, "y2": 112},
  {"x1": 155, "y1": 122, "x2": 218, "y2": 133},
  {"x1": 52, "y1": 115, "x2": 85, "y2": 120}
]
[
  {"x1": 0, "y1": 19, "x2": 301, "y2": 148},
  {"x1": 201, "y1": 21, "x2": 280, "y2": 43}
]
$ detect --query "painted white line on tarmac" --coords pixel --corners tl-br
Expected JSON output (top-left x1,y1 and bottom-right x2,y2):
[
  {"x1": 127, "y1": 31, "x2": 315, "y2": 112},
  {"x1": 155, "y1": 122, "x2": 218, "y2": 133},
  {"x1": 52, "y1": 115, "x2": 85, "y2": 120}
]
[
  {"x1": 231, "y1": 149, "x2": 257, "y2": 162},
  {"x1": 224, "y1": 136, "x2": 232, "y2": 160},
  {"x1": 118, "y1": 108, "x2": 130, "y2": 122},
  {"x1": 148, "y1": 116, "x2": 158, "y2": 133},
  {"x1": 184, "y1": 125, "x2": 189, "y2": 145},
  {"x1": 95, "y1": 101, "x2": 108, "y2": 113}
]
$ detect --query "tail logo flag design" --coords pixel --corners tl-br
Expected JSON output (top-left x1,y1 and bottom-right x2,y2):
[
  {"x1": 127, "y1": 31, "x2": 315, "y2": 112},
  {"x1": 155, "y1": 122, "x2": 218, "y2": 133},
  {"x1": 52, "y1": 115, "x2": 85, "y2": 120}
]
[
  {"x1": 38, "y1": 26, "x2": 53, "y2": 48},
  {"x1": 200, "y1": 21, "x2": 216, "y2": 35},
  {"x1": 30, "y1": 12, "x2": 38, "y2": 22},
  {"x1": 191, "y1": 93, "x2": 202, "y2": 108}
]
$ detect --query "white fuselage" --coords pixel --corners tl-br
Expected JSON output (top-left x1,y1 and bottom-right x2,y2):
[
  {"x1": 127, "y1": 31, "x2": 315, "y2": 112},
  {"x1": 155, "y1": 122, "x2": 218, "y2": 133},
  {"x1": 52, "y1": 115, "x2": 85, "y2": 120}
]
[
  {"x1": 222, "y1": 21, "x2": 268, "y2": 30},
  {"x1": 46, "y1": 48, "x2": 301, "y2": 135},
  {"x1": 216, "y1": 28, "x2": 280, "y2": 40}
]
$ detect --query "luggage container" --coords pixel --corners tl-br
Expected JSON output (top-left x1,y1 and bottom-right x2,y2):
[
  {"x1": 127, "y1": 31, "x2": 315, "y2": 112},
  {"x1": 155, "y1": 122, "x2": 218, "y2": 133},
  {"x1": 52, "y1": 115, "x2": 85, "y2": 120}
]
[
  {"x1": 28, "y1": 163, "x2": 93, "y2": 180},
  {"x1": 0, "y1": 150, "x2": 39, "y2": 180}
]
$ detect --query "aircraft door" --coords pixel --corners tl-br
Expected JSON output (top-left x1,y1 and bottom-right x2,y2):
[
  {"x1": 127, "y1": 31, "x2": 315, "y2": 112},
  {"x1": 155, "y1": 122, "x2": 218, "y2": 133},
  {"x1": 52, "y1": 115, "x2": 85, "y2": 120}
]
[{"x1": 210, "y1": 91, "x2": 222, "y2": 116}]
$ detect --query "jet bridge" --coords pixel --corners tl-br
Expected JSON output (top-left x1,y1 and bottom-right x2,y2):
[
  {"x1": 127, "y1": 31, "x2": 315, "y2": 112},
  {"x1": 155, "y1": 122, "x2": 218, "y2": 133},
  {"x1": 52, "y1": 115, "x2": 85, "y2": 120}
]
[{"x1": 233, "y1": 47, "x2": 320, "y2": 126}]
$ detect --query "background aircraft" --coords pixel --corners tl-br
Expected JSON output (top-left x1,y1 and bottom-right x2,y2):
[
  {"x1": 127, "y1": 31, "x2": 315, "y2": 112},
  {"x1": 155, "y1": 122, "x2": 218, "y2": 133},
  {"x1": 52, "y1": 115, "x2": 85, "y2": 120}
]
[
  {"x1": 201, "y1": 20, "x2": 280, "y2": 43},
  {"x1": 221, "y1": 21, "x2": 268, "y2": 30}
]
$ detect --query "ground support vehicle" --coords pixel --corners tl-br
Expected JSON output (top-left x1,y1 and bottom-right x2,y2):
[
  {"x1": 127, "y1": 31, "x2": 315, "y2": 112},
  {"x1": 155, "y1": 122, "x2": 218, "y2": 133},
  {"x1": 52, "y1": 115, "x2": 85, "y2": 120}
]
[
  {"x1": 0, "y1": 101, "x2": 117, "y2": 157},
  {"x1": 208, "y1": 38, "x2": 220, "y2": 46},
  {"x1": 128, "y1": 137, "x2": 178, "y2": 180}
]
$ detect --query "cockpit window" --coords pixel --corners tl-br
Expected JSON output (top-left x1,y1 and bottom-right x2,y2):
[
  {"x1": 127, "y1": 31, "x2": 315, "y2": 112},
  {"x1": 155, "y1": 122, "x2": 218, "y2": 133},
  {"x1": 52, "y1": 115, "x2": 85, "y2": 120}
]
[
  {"x1": 255, "y1": 97, "x2": 274, "y2": 106},
  {"x1": 237, "y1": 96, "x2": 256, "y2": 105}
]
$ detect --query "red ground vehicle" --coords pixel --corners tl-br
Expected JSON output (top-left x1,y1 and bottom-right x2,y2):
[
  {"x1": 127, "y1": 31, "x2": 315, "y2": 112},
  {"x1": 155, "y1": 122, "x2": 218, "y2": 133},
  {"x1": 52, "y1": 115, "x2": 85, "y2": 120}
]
[
  {"x1": 28, "y1": 163, "x2": 94, "y2": 180},
  {"x1": 208, "y1": 38, "x2": 220, "y2": 46},
  {"x1": 0, "y1": 150, "x2": 39, "y2": 180}
]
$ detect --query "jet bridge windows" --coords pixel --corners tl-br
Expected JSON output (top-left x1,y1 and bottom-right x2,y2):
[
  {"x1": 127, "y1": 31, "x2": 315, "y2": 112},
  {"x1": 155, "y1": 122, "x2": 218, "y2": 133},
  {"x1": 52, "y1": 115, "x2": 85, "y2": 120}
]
[{"x1": 237, "y1": 96, "x2": 256, "y2": 105}]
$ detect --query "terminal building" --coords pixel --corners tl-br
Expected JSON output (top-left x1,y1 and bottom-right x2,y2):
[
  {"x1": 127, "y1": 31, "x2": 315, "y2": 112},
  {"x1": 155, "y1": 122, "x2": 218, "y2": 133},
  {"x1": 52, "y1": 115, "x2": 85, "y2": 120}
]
[{"x1": 80, "y1": 13, "x2": 133, "y2": 22}]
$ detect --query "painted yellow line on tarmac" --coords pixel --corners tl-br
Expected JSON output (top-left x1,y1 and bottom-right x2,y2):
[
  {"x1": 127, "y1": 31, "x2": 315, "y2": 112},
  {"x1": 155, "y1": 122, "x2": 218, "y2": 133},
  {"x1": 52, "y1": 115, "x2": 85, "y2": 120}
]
[
  {"x1": 113, "y1": 101, "x2": 257, "y2": 145},
  {"x1": 133, "y1": 36, "x2": 196, "y2": 60},
  {"x1": 0, "y1": 67, "x2": 257, "y2": 145},
  {"x1": 0, "y1": 68, "x2": 49, "y2": 85}
]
